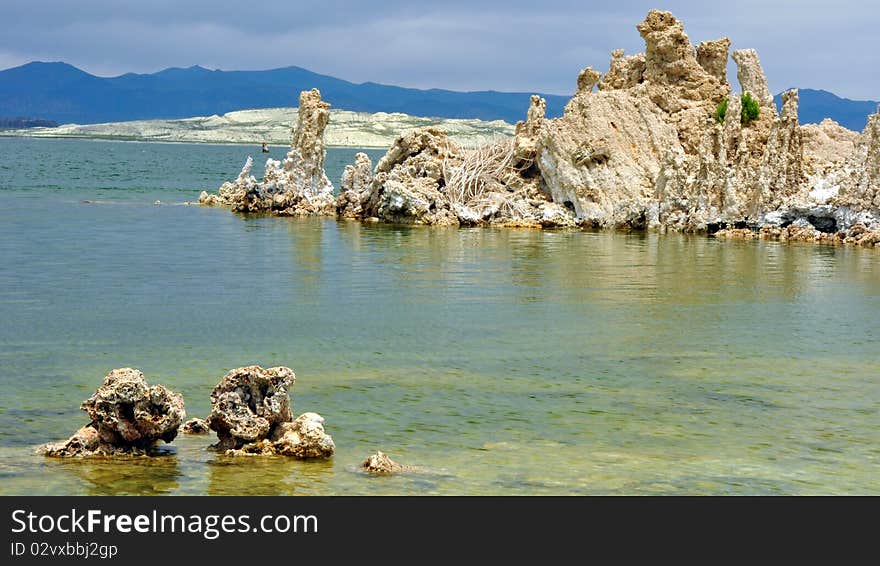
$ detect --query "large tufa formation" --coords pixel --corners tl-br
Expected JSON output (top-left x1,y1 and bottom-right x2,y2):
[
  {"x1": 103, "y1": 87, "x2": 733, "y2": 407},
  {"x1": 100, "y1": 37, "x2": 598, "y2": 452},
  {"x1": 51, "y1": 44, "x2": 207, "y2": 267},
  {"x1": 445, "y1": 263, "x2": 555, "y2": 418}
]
[
  {"x1": 207, "y1": 365, "x2": 334, "y2": 458},
  {"x1": 199, "y1": 88, "x2": 336, "y2": 215},
  {"x1": 40, "y1": 368, "x2": 185, "y2": 457},
  {"x1": 532, "y1": 9, "x2": 879, "y2": 244},
  {"x1": 199, "y1": 10, "x2": 878, "y2": 246}
]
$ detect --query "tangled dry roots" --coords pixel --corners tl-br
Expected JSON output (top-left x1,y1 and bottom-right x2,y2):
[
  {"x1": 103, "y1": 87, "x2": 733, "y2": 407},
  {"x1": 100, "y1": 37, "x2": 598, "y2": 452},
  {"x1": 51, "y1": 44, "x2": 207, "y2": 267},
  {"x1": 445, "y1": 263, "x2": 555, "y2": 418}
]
[{"x1": 442, "y1": 138, "x2": 535, "y2": 221}]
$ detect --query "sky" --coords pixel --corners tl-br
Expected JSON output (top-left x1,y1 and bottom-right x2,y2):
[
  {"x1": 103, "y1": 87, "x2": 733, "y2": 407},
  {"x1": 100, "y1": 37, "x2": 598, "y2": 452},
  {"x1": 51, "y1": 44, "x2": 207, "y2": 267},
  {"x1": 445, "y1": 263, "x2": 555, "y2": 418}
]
[{"x1": 1, "y1": 0, "x2": 877, "y2": 100}]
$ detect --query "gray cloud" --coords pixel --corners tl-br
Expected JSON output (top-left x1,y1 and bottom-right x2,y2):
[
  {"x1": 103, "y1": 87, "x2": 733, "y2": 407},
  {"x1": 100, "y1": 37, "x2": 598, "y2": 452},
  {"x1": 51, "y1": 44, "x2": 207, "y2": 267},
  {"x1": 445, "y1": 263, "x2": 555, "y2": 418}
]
[{"x1": 2, "y1": 0, "x2": 878, "y2": 100}]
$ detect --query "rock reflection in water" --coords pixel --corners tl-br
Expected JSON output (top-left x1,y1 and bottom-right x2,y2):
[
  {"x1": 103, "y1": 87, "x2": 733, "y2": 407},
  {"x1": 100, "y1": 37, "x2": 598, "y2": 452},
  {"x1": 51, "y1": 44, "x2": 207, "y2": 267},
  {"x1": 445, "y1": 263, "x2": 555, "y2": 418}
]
[
  {"x1": 207, "y1": 455, "x2": 334, "y2": 496},
  {"x1": 47, "y1": 452, "x2": 181, "y2": 495}
]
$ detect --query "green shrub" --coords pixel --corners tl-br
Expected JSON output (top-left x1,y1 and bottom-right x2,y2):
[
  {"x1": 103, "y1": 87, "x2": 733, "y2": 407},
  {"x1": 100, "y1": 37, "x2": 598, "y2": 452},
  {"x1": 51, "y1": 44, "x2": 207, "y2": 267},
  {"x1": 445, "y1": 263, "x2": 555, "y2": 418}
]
[
  {"x1": 741, "y1": 92, "x2": 760, "y2": 126},
  {"x1": 713, "y1": 97, "x2": 728, "y2": 124}
]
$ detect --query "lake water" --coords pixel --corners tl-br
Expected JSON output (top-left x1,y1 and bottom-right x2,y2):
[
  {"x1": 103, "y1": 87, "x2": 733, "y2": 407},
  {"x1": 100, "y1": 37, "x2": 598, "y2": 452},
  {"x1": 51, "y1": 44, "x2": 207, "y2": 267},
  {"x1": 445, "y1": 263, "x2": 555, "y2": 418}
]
[{"x1": 0, "y1": 137, "x2": 878, "y2": 495}]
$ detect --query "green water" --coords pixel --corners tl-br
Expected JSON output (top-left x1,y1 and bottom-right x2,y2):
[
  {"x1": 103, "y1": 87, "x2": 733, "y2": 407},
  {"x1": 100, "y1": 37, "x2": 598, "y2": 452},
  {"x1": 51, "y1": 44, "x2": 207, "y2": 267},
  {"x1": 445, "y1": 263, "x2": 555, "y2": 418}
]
[{"x1": 0, "y1": 137, "x2": 878, "y2": 495}]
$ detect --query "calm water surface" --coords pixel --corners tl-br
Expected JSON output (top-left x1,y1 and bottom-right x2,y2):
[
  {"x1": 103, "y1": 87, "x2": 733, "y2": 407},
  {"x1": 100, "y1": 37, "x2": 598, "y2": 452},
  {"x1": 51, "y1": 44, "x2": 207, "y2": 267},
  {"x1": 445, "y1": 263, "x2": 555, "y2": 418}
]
[{"x1": 0, "y1": 138, "x2": 878, "y2": 495}]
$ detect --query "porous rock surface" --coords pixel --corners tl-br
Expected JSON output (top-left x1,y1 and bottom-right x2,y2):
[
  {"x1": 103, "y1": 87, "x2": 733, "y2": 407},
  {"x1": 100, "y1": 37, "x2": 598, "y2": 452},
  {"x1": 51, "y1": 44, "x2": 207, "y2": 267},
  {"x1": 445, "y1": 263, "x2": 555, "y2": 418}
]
[
  {"x1": 207, "y1": 365, "x2": 334, "y2": 458},
  {"x1": 199, "y1": 89, "x2": 336, "y2": 215},
  {"x1": 40, "y1": 368, "x2": 185, "y2": 456}
]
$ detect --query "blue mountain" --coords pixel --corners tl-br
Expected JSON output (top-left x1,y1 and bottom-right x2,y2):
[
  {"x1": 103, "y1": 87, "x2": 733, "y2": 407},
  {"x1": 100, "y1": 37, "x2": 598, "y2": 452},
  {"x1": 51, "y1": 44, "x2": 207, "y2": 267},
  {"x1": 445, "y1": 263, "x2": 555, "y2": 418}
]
[
  {"x1": 774, "y1": 89, "x2": 878, "y2": 131},
  {"x1": 0, "y1": 61, "x2": 570, "y2": 125}
]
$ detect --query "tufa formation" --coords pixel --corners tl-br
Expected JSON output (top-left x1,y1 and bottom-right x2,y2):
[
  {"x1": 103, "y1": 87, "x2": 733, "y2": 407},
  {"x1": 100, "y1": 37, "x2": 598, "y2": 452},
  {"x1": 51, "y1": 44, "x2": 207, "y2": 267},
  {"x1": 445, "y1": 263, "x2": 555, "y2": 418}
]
[
  {"x1": 207, "y1": 365, "x2": 334, "y2": 458},
  {"x1": 199, "y1": 89, "x2": 336, "y2": 215},
  {"x1": 201, "y1": 10, "x2": 880, "y2": 246},
  {"x1": 40, "y1": 368, "x2": 185, "y2": 457}
]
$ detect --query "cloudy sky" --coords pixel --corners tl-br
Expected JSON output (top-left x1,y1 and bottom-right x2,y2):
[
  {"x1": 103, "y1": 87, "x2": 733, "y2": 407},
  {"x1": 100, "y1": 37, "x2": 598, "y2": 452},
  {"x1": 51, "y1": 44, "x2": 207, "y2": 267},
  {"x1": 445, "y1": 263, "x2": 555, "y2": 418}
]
[{"x1": 1, "y1": 0, "x2": 877, "y2": 100}]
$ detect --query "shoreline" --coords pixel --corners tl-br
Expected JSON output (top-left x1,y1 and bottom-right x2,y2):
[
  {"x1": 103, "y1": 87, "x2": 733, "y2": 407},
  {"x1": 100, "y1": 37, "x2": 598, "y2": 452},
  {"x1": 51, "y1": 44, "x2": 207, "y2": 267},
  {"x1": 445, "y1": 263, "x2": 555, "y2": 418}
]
[
  {"x1": 196, "y1": 203, "x2": 880, "y2": 249},
  {"x1": 0, "y1": 132, "x2": 393, "y2": 149}
]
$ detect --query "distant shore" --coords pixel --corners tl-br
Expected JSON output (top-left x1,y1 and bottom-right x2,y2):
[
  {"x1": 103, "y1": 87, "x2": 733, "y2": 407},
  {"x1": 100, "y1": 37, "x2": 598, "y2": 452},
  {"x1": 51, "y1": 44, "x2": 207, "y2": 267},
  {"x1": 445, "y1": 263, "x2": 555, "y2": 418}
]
[{"x1": 0, "y1": 107, "x2": 514, "y2": 149}]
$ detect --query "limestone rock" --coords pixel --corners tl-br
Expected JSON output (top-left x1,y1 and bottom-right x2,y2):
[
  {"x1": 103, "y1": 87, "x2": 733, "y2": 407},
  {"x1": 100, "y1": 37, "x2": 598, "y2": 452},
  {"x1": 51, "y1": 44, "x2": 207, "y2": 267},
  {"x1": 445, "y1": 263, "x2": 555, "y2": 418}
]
[
  {"x1": 39, "y1": 425, "x2": 100, "y2": 457},
  {"x1": 597, "y1": 50, "x2": 646, "y2": 92},
  {"x1": 576, "y1": 67, "x2": 602, "y2": 94},
  {"x1": 636, "y1": 10, "x2": 728, "y2": 152},
  {"x1": 731, "y1": 49, "x2": 776, "y2": 112},
  {"x1": 336, "y1": 152, "x2": 374, "y2": 219},
  {"x1": 696, "y1": 38, "x2": 731, "y2": 87},
  {"x1": 180, "y1": 418, "x2": 211, "y2": 435},
  {"x1": 731, "y1": 48, "x2": 778, "y2": 157},
  {"x1": 207, "y1": 365, "x2": 334, "y2": 459},
  {"x1": 833, "y1": 107, "x2": 880, "y2": 220},
  {"x1": 359, "y1": 128, "x2": 462, "y2": 225},
  {"x1": 351, "y1": 124, "x2": 565, "y2": 227},
  {"x1": 291, "y1": 89, "x2": 331, "y2": 183},
  {"x1": 195, "y1": 9, "x2": 878, "y2": 248},
  {"x1": 538, "y1": 86, "x2": 681, "y2": 226},
  {"x1": 514, "y1": 95, "x2": 546, "y2": 163},
  {"x1": 198, "y1": 89, "x2": 336, "y2": 216},
  {"x1": 208, "y1": 365, "x2": 295, "y2": 450},
  {"x1": 362, "y1": 451, "x2": 406, "y2": 474},
  {"x1": 270, "y1": 413, "x2": 335, "y2": 459},
  {"x1": 39, "y1": 368, "x2": 185, "y2": 457},
  {"x1": 801, "y1": 119, "x2": 859, "y2": 174},
  {"x1": 758, "y1": 89, "x2": 805, "y2": 208}
]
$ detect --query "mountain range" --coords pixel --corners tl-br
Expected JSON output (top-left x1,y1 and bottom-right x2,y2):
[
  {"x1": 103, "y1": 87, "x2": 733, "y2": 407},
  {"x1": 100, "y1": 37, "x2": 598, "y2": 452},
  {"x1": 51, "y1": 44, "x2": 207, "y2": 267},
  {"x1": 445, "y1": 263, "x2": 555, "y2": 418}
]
[
  {"x1": 0, "y1": 61, "x2": 568, "y2": 125},
  {"x1": 0, "y1": 61, "x2": 877, "y2": 131}
]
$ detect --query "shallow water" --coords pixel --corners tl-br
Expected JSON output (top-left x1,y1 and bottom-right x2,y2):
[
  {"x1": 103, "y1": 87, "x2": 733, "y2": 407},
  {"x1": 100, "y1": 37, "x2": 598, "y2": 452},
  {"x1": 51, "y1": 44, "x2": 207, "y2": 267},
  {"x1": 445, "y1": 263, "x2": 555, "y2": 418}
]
[{"x1": 0, "y1": 137, "x2": 878, "y2": 495}]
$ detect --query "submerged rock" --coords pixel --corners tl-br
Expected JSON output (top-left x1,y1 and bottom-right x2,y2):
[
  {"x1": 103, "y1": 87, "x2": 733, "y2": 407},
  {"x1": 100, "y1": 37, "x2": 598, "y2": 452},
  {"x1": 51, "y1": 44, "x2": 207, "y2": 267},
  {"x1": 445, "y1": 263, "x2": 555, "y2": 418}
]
[
  {"x1": 207, "y1": 365, "x2": 334, "y2": 458},
  {"x1": 199, "y1": 89, "x2": 336, "y2": 215},
  {"x1": 180, "y1": 417, "x2": 211, "y2": 435},
  {"x1": 40, "y1": 368, "x2": 185, "y2": 457},
  {"x1": 362, "y1": 451, "x2": 407, "y2": 475}
]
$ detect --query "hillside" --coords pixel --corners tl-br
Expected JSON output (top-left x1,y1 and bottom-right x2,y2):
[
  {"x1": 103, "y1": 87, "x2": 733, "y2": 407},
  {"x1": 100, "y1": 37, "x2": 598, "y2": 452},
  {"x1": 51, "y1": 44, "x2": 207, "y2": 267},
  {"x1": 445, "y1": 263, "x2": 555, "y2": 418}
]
[{"x1": 0, "y1": 107, "x2": 515, "y2": 148}]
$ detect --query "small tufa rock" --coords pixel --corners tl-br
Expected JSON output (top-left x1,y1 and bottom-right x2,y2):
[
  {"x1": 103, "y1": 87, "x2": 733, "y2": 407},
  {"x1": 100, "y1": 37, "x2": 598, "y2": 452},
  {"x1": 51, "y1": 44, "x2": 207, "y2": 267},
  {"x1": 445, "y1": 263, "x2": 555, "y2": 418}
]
[
  {"x1": 180, "y1": 417, "x2": 211, "y2": 435},
  {"x1": 207, "y1": 365, "x2": 294, "y2": 450},
  {"x1": 207, "y1": 365, "x2": 334, "y2": 459},
  {"x1": 336, "y1": 152, "x2": 374, "y2": 219},
  {"x1": 39, "y1": 368, "x2": 185, "y2": 457},
  {"x1": 362, "y1": 451, "x2": 407, "y2": 474},
  {"x1": 271, "y1": 413, "x2": 335, "y2": 459}
]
